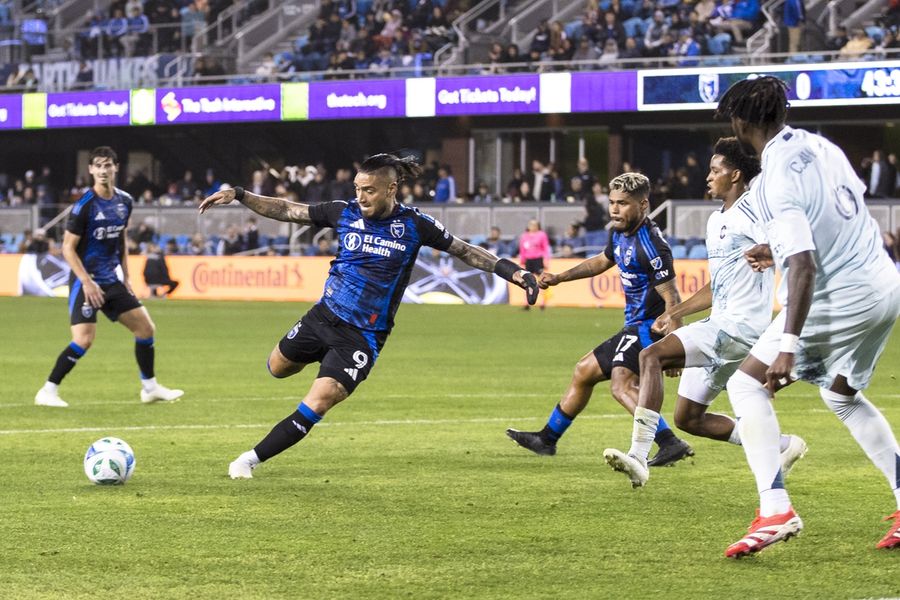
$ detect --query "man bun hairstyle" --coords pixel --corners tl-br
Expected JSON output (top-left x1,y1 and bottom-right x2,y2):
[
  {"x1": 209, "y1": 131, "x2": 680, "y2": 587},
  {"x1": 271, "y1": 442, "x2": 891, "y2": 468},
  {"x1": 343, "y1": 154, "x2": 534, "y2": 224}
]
[
  {"x1": 359, "y1": 153, "x2": 423, "y2": 183},
  {"x1": 713, "y1": 136, "x2": 761, "y2": 182},
  {"x1": 89, "y1": 146, "x2": 118, "y2": 165},
  {"x1": 714, "y1": 75, "x2": 790, "y2": 127},
  {"x1": 609, "y1": 172, "x2": 650, "y2": 199}
]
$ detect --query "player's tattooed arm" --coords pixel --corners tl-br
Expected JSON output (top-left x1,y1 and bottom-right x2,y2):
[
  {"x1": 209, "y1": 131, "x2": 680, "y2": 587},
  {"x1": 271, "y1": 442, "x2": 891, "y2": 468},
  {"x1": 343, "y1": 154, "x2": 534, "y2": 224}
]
[
  {"x1": 652, "y1": 283, "x2": 711, "y2": 334},
  {"x1": 654, "y1": 279, "x2": 683, "y2": 335},
  {"x1": 198, "y1": 188, "x2": 312, "y2": 224},
  {"x1": 447, "y1": 237, "x2": 511, "y2": 275},
  {"x1": 540, "y1": 253, "x2": 615, "y2": 288}
]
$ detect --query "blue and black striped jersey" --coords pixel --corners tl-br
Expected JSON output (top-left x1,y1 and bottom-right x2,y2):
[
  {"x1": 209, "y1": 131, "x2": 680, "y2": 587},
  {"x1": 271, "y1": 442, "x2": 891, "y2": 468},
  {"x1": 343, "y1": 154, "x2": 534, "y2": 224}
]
[
  {"x1": 603, "y1": 218, "x2": 675, "y2": 327},
  {"x1": 309, "y1": 200, "x2": 454, "y2": 333},
  {"x1": 66, "y1": 188, "x2": 133, "y2": 285}
]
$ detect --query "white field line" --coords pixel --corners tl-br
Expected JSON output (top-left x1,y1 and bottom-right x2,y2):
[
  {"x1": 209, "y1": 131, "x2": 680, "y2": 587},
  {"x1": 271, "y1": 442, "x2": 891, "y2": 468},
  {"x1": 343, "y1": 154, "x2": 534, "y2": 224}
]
[{"x1": 0, "y1": 400, "x2": 897, "y2": 435}]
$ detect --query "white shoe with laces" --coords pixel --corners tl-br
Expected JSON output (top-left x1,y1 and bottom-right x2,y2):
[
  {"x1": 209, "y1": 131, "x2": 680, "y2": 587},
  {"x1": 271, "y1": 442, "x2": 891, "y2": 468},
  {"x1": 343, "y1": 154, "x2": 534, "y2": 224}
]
[
  {"x1": 603, "y1": 448, "x2": 650, "y2": 488},
  {"x1": 780, "y1": 434, "x2": 807, "y2": 477},
  {"x1": 140, "y1": 384, "x2": 184, "y2": 404},
  {"x1": 35, "y1": 388, "x2": 68, "y2": 407}
]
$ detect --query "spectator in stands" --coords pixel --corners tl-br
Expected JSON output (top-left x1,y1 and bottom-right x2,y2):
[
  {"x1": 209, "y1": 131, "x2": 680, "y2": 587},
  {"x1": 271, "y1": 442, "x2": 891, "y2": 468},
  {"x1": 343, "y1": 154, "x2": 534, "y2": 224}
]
[
  {"x1": 598, "y1": 10, "x2": 626, "y2": 49},
  {"x1": 165, "y1": 238, "x2": 180, "y2": 256},
  {"x1": 531, "y1": 20, "x2": 551, "y2": 56},
  {"x1": 244, "y1": 217, "x2": 260, "y2": 251},
  {"x1": 187, "y1": 232, "x2": 211, "y2": 255},
  {"x1": 105, "y1": 8, "x2": 128, "y2": 57},
  {"x1": 531, "y1": 160, "x2": 553, "y2": 202},
  {"x1": 597, "y1": 37, "x2": 620, "y2": 67},
  {"x1": 149, "y1": 3, "x2": 180, "y2": 53},
  {"x1": 644, "y1": 10, "x2": 670, "y2": 56},
  {"x1": 203, "y1": 169, "x2": 221, "y2": 197},
  {"x1": 304, "y1": 169, "x2": 330, "y2": 203},
  {"x1": 139, "y1": 189, "x2": 155, "y2": 205},
  {"x1": 683, "y1": 152, "x2": 707, "y2": 198},
  {"x1": 711, "y1": 0, "x2": 759, "y2": 44},
  {"x1": 504, "y1": 43, "x2": 524, "y2": 71},
  {"x1": 484, "y1": 226, "x2": 507, "y2": 257},
  {"x1": 889, "y1": 153, "x2": 900, "y2": 197},
  {"x1": 131, "y1": 222, "x2": 156, "y2": 246},
  {"x1": 178, "y1": 170, "x2": 199, "y2": 200},
  {"x1": 410, "y1": 180, "x2": 429, "y2": 203},
  {"x1": 567, "y1": 176, "x2": 589, "y2": 203},
  {"x1": 433, "y1": 165, "x2": 456, "y2": 203},
  {"x1": 781, "y1": 0, "x2": 805, "y2": 53},
  {"x1": 181, "y1": 1, "x2": 208, "y2": 47},
  {"x1": 256, "y1": 52, "x2": 278, "y2": 82},
  {"x1": 194, "y1": 55, "x2": 227, "y2": 84},
  {"x1": 506, "y1": 167, "x2": 524, "y2": 200},
  {"x1": 826, "y1": 25, "x2": 849, "y2": 51},
  {"x1": 21, "y1": 16, "x2": 48, "y2": 59},
  {"x1": 158, "y1": 183, "x2": 181, "y2": 206},
  {"x1": 620, "y1": 36, "x2": 642, "y2": 59},
  {"x1": 18, "y1": 68, "x2": 38, "y2": 92},
  {"x1": 217, "y1": 225, "x2": 244, "y2": 255},
  {"x1": 559, "y1": 222, "x2": 585, "y2": 257},
  {"x1": 840, "y1": 28, "x2": 875, "y2": 59},
  {"x1": 143, "y1": 242, "x2": 179, "y2": 297},
  {"x1": 863, "y1": 149, "x2": 893, "y2": 198},
  {"x1": 485, "y1": 42, "x2": 505, "y2": 74},
  {"x1": 5, "y1": 63, "x2": 21, "y2": 87},
  {"x1": 122, "y1": 4, "x2": 150, "y2": 57},
  {"x1": 583, "y1": 181, "x2": 610, "y2": 232},
  {"x1": 472, "y1": 181, "x2": 495, "y2": 203},
  {"x1": 72, "y1": 61, "x2": 94, "y2": 89},
  {"x1": 313, "y1": 237, "x2": 336, "y2": 256},
  {"x1": 25, "y1": 228, "x2": 50, "y2": 254},
  {"x1": 573, "y1": 37, "x2": 601, "y2": 66}
]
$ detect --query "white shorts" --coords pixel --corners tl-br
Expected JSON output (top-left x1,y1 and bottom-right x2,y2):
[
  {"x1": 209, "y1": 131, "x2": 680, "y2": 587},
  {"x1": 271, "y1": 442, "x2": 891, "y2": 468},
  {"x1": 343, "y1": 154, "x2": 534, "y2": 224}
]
[
  {"x1": 750, "y1": 285, "x2": 900, "y2": 390},
  {"x1": 672, "y1": 315, "x2": 756, "y2": 405}
]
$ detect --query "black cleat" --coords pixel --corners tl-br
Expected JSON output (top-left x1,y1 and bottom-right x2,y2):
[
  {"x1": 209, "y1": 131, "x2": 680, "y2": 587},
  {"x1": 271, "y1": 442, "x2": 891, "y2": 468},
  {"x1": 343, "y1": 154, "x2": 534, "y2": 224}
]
[
  {"x1": 506, "y1": 428, "x2": 557, "y2": 456},
  {"x1": 647, "y1": 438, "x2": 694, "y2": 467}
]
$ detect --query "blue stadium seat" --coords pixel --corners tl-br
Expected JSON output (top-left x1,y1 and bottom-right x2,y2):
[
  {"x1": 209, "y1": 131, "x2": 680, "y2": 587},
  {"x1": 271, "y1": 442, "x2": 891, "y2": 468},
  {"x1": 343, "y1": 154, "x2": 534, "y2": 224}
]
[
  {"x1": 584, "y1": 230, "x2": 609, "y2": 248},
  {"x1": 671, "y1": 244, "x2": 688, "y2": 259},
  {"x1": 176, "y1": 234, "x2": 190, "y2": 247},
  {"x1": 688, "y1": 244, "x2": 708, "y2": 259}
]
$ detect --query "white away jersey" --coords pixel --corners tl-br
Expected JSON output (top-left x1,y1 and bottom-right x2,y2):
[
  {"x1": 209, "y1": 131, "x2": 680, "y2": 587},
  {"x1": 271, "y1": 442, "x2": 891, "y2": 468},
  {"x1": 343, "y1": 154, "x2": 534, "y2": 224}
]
[
  {"x1": 706, "y1": 191, "x2": 774, "y2": 340},
  {"x1": 751, "y1": 126, "x2": 900, "y2": 306}
]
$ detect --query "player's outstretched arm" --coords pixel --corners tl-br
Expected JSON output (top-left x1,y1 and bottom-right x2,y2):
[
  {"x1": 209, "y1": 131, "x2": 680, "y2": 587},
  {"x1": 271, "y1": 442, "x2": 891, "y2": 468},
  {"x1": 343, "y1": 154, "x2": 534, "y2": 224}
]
[
  {"x1": 446, "y1": 237, "x2": 539, "y2": 304},
  {"x1": 540, "y1": 253, "x2": 615, "y2": 289},
  {"x1": 653, "y1": 279, "x2": 683, "y2": 335},
  {"x1": 199, "y1": 187, "x2": 313, "y2": 224},
  {"x1": 652, "y1": 282, "x2": 711, "y2": 334}
]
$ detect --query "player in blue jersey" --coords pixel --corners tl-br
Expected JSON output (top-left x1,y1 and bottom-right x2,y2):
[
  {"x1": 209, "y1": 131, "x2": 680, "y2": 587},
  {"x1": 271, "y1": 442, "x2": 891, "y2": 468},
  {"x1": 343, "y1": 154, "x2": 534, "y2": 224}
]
[
  {"x1": 198, "y1": 153, "x2": 540, "y2": 479},
  {"x1": 34, "y1": 147, "x2": 184, "y2": 407},
  {"x1": 505, "y1": 172, "x2": 693, "y2": 466}
]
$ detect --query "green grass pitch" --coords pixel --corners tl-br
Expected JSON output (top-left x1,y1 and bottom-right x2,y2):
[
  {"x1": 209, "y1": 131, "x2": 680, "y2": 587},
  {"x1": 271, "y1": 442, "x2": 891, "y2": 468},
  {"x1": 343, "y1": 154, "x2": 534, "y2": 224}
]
[{"x1": 0, "y1": 296, "x2": 898, "y2": 599}]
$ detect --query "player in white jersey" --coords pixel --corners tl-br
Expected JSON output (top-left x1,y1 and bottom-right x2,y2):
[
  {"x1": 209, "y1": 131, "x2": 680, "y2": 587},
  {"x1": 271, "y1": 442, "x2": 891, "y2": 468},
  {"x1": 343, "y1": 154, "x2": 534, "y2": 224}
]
[
  {"x1": 604, "y1": 137, "x2": 805, "y2": 488},
  {"x1": 714, "y1": 76, "x2": 900, "y2": 557}
]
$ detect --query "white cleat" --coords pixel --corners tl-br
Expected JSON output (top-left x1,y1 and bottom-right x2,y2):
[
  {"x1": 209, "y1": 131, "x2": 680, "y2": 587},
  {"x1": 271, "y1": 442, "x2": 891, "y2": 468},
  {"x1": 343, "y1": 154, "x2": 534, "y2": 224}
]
[
  {"x1": 228, "y1": 457, "x2": 255, "y2": 479},
  {"x1": 780, "y1": 434, "x2": 807, "y2": 477},
  {"x1": 140, "y1": 384, "x2": 184, "y2": 404},
  {"x1": 603, "y1": 448, "x2": 649, "y2": 488},
  {"x1": 35, "y1": 388, "x2": 68, "y2": 407}
]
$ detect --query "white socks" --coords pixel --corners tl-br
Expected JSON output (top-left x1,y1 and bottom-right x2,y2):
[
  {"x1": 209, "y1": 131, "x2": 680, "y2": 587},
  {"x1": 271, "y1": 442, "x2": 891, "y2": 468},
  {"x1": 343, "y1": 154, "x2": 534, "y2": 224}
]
[
  {"x1": 43, "y1": 381, "x2": 59, "y2": 394},
  {"x1": 727, "y1": 425, "x2": 792, "y2": 452},
  {"x1": 238, "y1": 450, "x2": 260, "y2": 467},
  {"x1": 727, "y1": 370, "x2": 790, "y2": 516},
  {"x1": 628, "y1": 406, "x2": 660, "y2": 463},
  {"x1": 141, "y1": 377, "x2": 158, "y2": 392},
  {"x1": 821, "y1": 389, "x2": 900, "y2": 510}
]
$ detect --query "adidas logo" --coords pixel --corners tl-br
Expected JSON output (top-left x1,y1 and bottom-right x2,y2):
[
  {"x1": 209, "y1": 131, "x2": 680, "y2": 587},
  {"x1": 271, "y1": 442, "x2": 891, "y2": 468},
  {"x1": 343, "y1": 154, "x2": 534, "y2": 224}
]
[
  {"x1": 343, "y1": 367, "x2": 358, "y2": 381},
  {"x1": 349, "y1": 219, "x2": 364, "y2": 230},
  {"x1": 95, "y1": 210, "x2": 106, "y2": 220}
]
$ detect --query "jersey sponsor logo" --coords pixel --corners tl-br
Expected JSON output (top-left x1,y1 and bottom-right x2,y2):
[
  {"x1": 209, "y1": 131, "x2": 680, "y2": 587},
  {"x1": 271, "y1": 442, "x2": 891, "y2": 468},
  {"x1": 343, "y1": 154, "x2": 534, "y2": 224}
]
[
  {"x1": 650, "y1": 256, "x2": 662, "y2": 270},
  {"x1": 344, "y1": 232, "x2": 363, "y2": 251},
  {"x1": 390, "y1": 221, "x2": 405, "y2": 238},
  {"x1": 349, "y1": 218, "x2": 365, "y2": 230},
  {"x1": 92, "y1": 224, "x2": 125, "y2": 240},
  {"x1": 655, "y1": 269, "x2": 670, "y2": 280},
  {"x1": 343, "y1": 367, "x2": 358, "y2": 381}
]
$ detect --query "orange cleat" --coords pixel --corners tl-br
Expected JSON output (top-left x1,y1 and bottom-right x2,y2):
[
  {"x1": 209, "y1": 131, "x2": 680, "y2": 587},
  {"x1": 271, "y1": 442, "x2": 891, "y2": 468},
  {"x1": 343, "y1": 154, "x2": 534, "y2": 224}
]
[
  {"x1": 876, "y1": 510, "x2": 900, "y2": 550},
  {"x1": 725, "y1": 507, "x2": 803, "y2": 558}
]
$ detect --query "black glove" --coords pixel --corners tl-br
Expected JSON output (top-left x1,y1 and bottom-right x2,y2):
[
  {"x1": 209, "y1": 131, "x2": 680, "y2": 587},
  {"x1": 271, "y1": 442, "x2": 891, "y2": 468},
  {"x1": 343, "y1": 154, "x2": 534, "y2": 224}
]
[{"x1": 521, "y1": 271, "x2": 539, "y2": 305}]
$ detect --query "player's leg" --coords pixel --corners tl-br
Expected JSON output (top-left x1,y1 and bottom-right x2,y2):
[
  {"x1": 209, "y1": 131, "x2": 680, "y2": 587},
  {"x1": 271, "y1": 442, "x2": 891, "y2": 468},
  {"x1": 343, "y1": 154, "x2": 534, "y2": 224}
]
[
  {"x1": 36, "y1": 322, "x2": 96, "y2": 407},
  {"x1": 506, "y1": 341, "x2": 610, "y2": 456},
  {"x1": 117, "y1": 304, "x2": 183, "y2": 403}
]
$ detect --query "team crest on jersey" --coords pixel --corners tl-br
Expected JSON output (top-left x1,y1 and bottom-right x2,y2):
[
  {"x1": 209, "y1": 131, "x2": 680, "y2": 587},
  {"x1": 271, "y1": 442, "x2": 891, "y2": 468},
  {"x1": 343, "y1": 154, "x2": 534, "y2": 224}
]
[
  {"x1": 81, "y1": 304, "x2": 93, "y2": 318},
  {"x1": 344, "y1": 232, "x2": 362, "y2": 251},
  {"x1": 650, "y1": 256, "x2": 662, "y2": 270},
  {"x1": 115, "y1": 203, "x2": 127, "y2": 220},
  {"x1": 698, "y1": 74, "x2": 719, "y2": 103},
  {"x1": 390, "y1": 221, "x2": 405, "y2": 238},
  {"x1": 624, "y1": 247, "x2": 633, "y2": 266},
  {"x1": 720, "y1": 225, "x2": 728, "y2": 239},
  {"x1": 286, "y1": 321, "x2": 301, "y2": 339}
]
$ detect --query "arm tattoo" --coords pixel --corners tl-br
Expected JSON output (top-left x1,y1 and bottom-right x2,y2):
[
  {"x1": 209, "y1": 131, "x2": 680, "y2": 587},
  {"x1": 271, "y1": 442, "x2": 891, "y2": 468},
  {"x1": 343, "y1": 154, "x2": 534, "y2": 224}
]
[
  {"x1": 446, "y1": 237, "x2": 499, "y2": 271},
  {"x1": 241, "y1": 192, "x2": 312, "y2": 224},
  {"x1": 558, "y1": 254, "x2": 612, "y2": 282},
  {"x1": 654, "y1": 279, "x2": 682, "y2": 308}
]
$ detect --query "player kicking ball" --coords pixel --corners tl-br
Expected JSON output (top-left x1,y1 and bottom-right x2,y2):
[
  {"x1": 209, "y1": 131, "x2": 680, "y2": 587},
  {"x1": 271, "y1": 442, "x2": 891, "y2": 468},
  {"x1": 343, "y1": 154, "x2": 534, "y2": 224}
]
[
  {"x1": 506, "y1": 173, "x2": 693, "y2": 466},
  {"x1": 715, "y1": 77, "x2": 900, "y2": 556},
  {"x1": 603, "y1": 137, "x2": 806, "y2": 488},
  {"x1": 35, "y1": 146, "x2": 183, "y2": 407},
  {"x1": 198, "y1": 154, "x2": 539, "y2": 479}
]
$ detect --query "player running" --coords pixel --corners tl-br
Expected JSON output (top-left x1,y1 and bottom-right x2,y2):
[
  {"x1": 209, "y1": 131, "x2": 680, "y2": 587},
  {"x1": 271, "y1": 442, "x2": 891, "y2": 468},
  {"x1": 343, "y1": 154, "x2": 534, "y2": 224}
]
[
  {"x1": 198, "y1": 153, "x2": 539, "y2": 479},
  {"x1": 603, "y1": 138, "x2": 806, "y2": 488},
  {"x1": 34, "y1": 146, "x2": 183, "y2": 407},
  {"x1": 506, "y1": 173, "x2": 693, "y2": 466},
  {"x1": 714, "y1": 76, "x2": 900, "y2": 557}
]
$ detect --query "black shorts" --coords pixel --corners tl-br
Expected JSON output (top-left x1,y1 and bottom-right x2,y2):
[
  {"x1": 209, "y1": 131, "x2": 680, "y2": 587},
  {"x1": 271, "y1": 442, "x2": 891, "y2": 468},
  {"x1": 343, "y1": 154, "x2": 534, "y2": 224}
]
[
  {"x1": 278, "y1": 303, "x2": 388, "y2": 394},
  {"x1": 593, "y1": 324, "x2": 662, "y2": 377},
  {"x1": 69, "y1": 280, "x2": 142, "y2": 325},
  {"x1": 524, "y1": 258, "x2": 545, "y2": 274}
]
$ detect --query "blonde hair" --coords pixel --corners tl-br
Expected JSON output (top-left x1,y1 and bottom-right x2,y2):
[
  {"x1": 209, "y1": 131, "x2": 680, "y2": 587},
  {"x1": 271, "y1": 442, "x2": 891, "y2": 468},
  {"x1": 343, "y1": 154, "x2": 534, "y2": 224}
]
[{"x1": 608, "y1": 172, "x2": 650, "y2": 198}]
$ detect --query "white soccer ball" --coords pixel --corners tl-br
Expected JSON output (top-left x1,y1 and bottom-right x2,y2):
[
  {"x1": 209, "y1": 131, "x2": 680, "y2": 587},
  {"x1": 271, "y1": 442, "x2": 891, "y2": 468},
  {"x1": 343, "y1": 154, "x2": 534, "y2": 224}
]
[{"x1": 84, "y1": 437, "x2": 136, "y2": 485}]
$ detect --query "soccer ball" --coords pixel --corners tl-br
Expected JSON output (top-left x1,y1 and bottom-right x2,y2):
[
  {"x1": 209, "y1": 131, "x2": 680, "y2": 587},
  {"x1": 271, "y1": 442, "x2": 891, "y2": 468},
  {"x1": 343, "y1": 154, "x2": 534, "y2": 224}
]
[{"x1": 84, "y1": 437, "x2": 136, "y2": 485}]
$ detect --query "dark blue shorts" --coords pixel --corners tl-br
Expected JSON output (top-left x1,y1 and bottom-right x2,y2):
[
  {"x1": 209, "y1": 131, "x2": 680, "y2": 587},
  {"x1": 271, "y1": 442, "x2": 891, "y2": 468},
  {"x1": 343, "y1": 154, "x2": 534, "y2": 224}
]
[
  {"x1": 593, "y1": 324, "x2": 662, "y2": 377},
  {"x1": 69, "y1": 280, "x2": 142, "y2": 325}
]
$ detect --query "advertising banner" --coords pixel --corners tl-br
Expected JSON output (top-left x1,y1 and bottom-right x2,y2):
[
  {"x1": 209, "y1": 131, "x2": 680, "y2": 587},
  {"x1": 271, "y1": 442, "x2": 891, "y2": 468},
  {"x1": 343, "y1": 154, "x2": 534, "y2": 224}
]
[
  {"x1": 638, "y1": 60, "x2": 900, "y2": 110},
  {"x1": 308, "y1": 79, "x2": 405, "y2": 120},
  {"x1": 571, "y1": 71, "x2": 639, "y2": 112},
  {"x1": 0, "y1": 95, "x2": 22, "y2": 130},
  {"x1": 45, "y1": 90, "x2": 131, "y2": 128},
  {"x1": 434, "y1": 74, "x2": 540, "y2": 116},
  {"x1": 155, "y1": 84, "x2": 282, "y2": 124}
]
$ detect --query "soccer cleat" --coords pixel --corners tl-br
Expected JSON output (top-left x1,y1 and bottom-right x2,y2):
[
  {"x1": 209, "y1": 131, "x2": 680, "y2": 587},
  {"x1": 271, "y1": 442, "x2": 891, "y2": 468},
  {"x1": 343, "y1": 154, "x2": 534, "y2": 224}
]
[
  {"x1": 725, "y1": 507, "x2": 803, "y2": 558},
  {"x1": 779, "y1": 434, "x2": 807, "y2": 477},
  {"x1": 876, "y1": 510, "x2": 900, "y2": 549},
  {"x1": 140, "y1": 384, "x2": 184, "y2": 404},
  {"x1": 505, "y1": 429, "x2": 557, "y2": 456},
  {"x1": 603, "y1": 448, "x2": 649, "y2": 488},
  {"x1": 228, "y1": 457, "x2": 255, "y2": 479},
  {"x1": 647, "y1": 438, "x2": 694, "y2": 467},
  {"x1": 35, "y1": 388, "x2": 68, "y2": 407}
]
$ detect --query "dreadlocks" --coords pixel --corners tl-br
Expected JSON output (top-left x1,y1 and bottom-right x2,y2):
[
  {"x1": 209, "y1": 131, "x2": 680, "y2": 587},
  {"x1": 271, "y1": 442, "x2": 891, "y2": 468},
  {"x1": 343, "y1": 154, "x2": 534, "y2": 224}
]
[
  {"x1": 358, "y1": 153, "x2": 423, "y2": 183},
  {"x1": 713, "y1": 137, "x2": 761, "y2": 182},
  {"x1": 714, "y1": 76, "x2": 790, "y2": 127}
]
